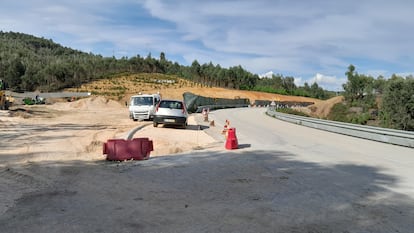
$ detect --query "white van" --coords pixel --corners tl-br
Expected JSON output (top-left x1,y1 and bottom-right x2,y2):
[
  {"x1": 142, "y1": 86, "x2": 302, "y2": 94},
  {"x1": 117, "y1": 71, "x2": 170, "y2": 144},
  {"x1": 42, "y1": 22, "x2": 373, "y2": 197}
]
[{"x1": 128, "y1": 93, "x2": 161, "y2": 121}]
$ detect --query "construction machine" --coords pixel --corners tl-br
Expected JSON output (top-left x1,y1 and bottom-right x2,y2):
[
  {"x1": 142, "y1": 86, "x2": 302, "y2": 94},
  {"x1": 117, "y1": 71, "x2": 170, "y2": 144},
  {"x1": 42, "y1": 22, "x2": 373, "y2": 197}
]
[{"x1": 0, "y1": 79, "x2": 12, "y2": 110}]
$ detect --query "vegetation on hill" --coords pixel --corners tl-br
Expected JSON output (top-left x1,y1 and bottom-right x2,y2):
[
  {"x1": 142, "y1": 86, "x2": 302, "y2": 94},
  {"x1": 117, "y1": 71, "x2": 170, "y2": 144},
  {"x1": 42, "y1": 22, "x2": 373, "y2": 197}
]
[
  {"x1": 327, "y1": 65, "x2": 413, "y2": 131},
  {"x1": 0, "y1": 31, "x2": 333, "y2": 99}
]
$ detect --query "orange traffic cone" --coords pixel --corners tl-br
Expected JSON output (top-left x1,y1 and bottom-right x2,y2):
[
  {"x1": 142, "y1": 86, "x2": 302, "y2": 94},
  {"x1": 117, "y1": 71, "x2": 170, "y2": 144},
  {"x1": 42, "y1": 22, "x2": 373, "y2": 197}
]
[{"x1": 225, "y1": 128, "x2": 238, "y2": 150}]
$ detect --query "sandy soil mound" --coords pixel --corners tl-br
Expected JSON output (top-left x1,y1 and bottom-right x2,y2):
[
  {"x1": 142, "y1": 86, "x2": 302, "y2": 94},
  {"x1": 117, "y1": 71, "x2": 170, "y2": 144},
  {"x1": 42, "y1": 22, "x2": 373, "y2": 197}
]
[
  {"x1": 307, "y1": 96, "x2": 344, "y2": 118},
  {"x1": 50, "y1": 96, "x2": 124, "y2": 111},
  {"x1": 68, "y1": 96, "x2": 123, "y2": 110}
]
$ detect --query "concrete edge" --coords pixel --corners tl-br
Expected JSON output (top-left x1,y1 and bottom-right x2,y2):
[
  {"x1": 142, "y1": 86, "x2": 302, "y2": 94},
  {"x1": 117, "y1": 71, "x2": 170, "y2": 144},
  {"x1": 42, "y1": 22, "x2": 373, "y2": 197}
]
[{"x1": 125, "y1": 123, "x2": 152, "y2": 140}]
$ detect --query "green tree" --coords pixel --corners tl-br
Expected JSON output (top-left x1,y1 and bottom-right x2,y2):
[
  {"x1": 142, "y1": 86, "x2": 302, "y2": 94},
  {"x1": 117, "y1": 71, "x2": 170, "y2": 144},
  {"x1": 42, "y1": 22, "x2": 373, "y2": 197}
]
[
  {"x1": 190, "y1": 60, "x2": 201, "y2": 83},
  {"x1": 381, "y1": 76, "x2": 414, "y2": 130},
  {"x1": 159, "y1": 52, "x2": 166, "y2": 62},
  {"x1": 343, "y1": 64, "x2": 363, "y2": 101},
  {"x1": 310, "y1": 82, "x2": 326, "y2": 99},
  {"x1": 373, "y1": 75, "x2": 387, "y2": 94},
  {"x1": 282, "y1": 76, "x2": 296, "y2": 94},
  {"x1": 343, "y1": 64, "x2": 375, "y2": 104},
  {"x1": 4, "y1": 58, "x2": 25, "y2": 90}
]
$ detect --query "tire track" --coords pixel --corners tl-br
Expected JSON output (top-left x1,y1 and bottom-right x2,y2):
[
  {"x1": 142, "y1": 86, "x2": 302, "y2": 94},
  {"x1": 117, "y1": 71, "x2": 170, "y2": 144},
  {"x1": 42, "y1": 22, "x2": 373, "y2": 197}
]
[{"x1": 0, "y1": 165, "x2": 51, "y2": 216}]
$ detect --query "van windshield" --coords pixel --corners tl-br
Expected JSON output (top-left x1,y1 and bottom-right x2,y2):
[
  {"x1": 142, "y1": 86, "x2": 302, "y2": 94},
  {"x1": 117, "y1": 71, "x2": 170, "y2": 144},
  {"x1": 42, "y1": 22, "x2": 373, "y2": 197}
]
[{"x1": 132, "y1": 97, "x2": 153, "y2": 106}]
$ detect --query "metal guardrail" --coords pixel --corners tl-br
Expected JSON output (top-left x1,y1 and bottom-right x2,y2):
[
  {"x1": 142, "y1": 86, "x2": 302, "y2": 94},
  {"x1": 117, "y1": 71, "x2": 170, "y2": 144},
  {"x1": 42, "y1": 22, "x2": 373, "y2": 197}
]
[{"x1": 266, "y1": 108, "x2": 414, "y2": 148}]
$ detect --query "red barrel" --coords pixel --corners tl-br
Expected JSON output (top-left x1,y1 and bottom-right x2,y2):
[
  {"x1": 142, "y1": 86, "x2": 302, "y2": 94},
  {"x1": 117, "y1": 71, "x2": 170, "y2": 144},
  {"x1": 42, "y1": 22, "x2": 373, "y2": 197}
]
[
  {"x1": 103, "y1": 138, "x2": 153, "y2": 161},
  {"x1": 139, "y1": 138, "x2": 153, "y2": 158}
]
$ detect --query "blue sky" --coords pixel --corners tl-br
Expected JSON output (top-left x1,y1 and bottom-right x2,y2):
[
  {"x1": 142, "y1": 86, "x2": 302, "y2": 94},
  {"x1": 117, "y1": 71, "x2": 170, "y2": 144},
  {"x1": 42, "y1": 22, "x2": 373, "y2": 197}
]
[{"x1": 1, "y1": 0, "x2": 414, "y2": 91}]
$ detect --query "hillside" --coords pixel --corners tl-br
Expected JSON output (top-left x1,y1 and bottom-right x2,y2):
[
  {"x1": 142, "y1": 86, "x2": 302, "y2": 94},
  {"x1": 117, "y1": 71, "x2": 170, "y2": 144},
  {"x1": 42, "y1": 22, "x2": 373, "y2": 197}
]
[
  {"x1": 1, "y1": 31, "x2": 334, "y2": 101},
  {"x1": 66, "y1": 73, "x2": 323, "y2": 106}
]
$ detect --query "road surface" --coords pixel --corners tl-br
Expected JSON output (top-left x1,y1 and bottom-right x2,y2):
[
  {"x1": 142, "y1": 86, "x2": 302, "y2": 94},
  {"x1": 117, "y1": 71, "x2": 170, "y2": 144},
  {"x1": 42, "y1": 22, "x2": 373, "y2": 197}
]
[
  {"x1": 1, "y1": 107, "x2": 413, "y2": 233},
  {"x1": 210, "y1": 108, "x2": 414, "y2": 195}
]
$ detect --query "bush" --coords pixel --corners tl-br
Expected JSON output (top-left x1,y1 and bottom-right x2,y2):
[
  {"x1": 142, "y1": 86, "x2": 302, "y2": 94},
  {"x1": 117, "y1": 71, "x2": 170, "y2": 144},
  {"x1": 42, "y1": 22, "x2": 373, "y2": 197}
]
[
  {"x1": 349, "y1": 113, "x2": 370, "y2": 125},
  {"x1": 327, "y1": 103, "x2": 349, "y2": 122}
]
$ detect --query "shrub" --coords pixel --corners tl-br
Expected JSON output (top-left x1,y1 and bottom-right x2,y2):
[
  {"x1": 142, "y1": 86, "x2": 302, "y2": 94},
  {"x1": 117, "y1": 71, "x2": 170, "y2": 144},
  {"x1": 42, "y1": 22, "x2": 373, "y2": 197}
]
[{"x1": 327, "y1": 103, "x2": 349, "y2": 122}]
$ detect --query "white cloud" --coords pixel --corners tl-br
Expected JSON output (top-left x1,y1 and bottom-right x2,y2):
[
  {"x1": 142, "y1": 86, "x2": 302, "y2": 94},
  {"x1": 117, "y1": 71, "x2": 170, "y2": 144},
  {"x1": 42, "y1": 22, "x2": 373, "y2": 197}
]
[
  {"x1": 294, "y1": 77, "x2": 303, "y2": 87},
  {"x1": 259, "y1": 71, "x2": 274, "y2": 79},
  {"x1": 395, "y1": 72, "x2": 414, "y2": 78},
  {"x1": 307, "y1": 73, "x2": 347, "y2": 91}
]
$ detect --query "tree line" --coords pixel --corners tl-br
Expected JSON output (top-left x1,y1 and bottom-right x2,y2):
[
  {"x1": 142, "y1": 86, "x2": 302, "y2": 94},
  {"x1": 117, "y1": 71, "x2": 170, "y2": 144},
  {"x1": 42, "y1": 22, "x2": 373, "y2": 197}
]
[
  {"x1": 339, "y1": 65, "x2": 413, "y2": 131},
  {"x1": 0, "y1": 31, "x2": 333, "y2": 99}
]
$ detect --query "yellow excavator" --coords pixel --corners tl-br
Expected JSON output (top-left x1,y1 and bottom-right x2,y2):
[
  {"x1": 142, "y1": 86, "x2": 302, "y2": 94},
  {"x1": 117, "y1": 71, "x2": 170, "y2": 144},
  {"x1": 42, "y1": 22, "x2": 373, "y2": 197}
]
[{"x1": 0, "y1": 79, "x2": 13, "y2": 110}]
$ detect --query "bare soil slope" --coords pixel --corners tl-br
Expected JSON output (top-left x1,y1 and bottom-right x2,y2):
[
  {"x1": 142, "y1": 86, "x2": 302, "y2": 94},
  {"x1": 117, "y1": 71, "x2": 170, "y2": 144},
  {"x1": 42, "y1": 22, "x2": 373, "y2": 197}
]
[
  {"x1": 67, "y1": 73, "x2": 322, "y2": 106},
  {"x1": 302, "y1": 96, "x2": 344, "y2": 118}
]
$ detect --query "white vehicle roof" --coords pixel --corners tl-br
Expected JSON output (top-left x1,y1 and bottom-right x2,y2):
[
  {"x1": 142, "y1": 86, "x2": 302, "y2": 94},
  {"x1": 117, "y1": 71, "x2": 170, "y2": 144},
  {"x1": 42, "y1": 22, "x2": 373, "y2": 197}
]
[{"x1": 130, "y1": 93, "x2": 160, "y2": 98}]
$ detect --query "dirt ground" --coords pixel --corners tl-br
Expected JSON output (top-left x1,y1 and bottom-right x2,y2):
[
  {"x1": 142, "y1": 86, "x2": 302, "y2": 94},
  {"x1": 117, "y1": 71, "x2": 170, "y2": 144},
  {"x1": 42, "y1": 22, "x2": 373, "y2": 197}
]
[
  {"x1": 0, "y1": 96, "x2": 221, "y2": 214},
  {"x1": 4, "y1": 96, "x2": 218, "y2": 158}
]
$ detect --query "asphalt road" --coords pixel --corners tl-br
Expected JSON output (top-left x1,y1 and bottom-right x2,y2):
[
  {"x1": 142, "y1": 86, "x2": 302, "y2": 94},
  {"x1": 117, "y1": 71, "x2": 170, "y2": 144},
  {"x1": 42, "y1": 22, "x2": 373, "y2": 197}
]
[
  {"x1": 209, "y1": 108, "x2": 414, "y2": 196},
  {"x1": 1, "y1": 107, "x2": 413, "y2": 233}
]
